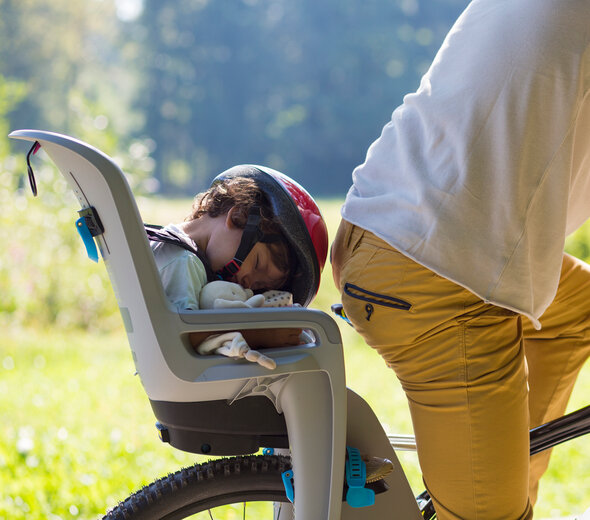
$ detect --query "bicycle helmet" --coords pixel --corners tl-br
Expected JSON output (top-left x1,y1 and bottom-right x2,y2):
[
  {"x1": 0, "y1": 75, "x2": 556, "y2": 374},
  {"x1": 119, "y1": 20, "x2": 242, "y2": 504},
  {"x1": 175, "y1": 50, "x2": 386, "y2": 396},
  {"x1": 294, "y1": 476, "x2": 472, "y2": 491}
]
[{"x1": 212, "y1": 165, "x2": 328, "y2": 307}]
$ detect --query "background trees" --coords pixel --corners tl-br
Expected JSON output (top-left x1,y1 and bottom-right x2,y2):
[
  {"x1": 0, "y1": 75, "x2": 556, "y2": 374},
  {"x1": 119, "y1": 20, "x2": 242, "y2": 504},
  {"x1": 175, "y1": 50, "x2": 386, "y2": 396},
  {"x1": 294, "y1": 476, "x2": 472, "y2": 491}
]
[{"x1": 1, "y1": 0, "x2": 468, "y2": 195}]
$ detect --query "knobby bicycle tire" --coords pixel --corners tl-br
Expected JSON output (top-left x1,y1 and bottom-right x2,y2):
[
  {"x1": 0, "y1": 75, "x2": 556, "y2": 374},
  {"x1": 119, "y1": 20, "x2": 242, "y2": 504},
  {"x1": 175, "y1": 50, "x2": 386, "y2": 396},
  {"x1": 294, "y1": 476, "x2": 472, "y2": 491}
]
[{"x1": 102, "y1": 454, "x2": 292, "y2": 520}]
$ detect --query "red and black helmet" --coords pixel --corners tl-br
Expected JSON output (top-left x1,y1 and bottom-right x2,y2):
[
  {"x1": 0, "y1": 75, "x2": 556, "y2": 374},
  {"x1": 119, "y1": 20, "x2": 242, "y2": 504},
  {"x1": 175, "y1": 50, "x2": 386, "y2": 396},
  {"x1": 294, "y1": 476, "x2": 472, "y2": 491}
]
[{"x1": 211, "y1": 165, "x2": 328, "y2": 306}]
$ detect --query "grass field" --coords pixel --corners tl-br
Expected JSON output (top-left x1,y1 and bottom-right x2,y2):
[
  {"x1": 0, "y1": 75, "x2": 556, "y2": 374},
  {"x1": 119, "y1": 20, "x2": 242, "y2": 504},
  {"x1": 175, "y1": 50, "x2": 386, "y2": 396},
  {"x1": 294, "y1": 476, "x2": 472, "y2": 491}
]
[{"x1": 1, "y1": 195, "x2": 590, "y2": 519}]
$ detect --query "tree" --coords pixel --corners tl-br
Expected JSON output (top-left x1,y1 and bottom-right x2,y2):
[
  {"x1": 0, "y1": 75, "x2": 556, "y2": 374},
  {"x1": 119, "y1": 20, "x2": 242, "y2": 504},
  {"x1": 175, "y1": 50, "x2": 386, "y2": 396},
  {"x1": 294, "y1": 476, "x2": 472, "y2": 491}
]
[
  {"x1": 133, "y1": 0, "x2": 469, "y2": 195},
  {"x1": 0, "y1": 0, "x2": 150, "y2": 185}
]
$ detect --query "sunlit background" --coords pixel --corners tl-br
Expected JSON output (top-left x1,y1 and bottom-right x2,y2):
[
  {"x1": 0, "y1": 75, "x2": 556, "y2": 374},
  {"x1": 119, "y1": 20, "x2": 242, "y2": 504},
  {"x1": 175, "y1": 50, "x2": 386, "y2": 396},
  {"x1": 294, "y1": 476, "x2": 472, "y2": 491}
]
[
  {"x1": 2, "y1": 1, "x2": 589, "y2": 519},
  {"x1": 1, "y1": 0, "x2": 468, "y2": 196}
]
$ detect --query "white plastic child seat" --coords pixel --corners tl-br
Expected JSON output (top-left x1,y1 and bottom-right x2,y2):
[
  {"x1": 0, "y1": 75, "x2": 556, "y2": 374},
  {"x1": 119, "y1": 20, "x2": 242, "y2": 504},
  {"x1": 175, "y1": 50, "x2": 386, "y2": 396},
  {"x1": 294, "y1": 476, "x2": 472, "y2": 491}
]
[{"x1": 9, "y1": 129, "x2": 350, "y2": 519}]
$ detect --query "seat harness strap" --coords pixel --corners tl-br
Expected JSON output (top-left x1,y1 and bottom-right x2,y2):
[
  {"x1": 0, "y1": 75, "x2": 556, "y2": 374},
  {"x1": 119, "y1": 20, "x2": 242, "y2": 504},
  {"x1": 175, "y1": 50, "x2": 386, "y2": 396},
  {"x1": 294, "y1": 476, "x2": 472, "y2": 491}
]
[{"x1": 145, "y1": 224, "x2": 216, "y2": 282}]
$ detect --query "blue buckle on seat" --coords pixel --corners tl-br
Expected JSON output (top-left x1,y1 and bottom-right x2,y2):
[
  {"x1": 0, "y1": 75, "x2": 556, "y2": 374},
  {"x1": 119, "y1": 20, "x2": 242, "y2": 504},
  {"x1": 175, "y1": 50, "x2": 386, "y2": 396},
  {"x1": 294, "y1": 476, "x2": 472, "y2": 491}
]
[
  {"x1": 345, "y1": 446, "x2": 375, "y2": 508},
  {"x1": 76, "y1": 217, "x2": 99, "y2": 262},
  {"x1": 281, "y1": 469, "x2": 295, "y2": 503},
  {"x1": 75, "y1": 206, "x2": 104, "y2": 263}
]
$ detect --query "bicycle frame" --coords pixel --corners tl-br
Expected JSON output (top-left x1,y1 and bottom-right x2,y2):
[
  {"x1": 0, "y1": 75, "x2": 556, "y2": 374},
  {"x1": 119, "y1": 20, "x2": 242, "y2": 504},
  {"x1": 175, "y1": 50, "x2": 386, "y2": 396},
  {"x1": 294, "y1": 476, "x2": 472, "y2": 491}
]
[{"x1": 530, "y1": 403, "x2": 590, "y2": 455}]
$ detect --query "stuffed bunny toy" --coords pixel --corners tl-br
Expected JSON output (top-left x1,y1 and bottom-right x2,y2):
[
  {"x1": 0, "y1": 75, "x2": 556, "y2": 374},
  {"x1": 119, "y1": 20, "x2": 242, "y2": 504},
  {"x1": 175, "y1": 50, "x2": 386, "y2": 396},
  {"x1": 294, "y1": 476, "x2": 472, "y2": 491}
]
[
  {"x1": 199, "y1": 280, "x2": 266, "y2": 309},
  {"x1": 195, "y1": 281, "x2": 295, "y2": 370}
]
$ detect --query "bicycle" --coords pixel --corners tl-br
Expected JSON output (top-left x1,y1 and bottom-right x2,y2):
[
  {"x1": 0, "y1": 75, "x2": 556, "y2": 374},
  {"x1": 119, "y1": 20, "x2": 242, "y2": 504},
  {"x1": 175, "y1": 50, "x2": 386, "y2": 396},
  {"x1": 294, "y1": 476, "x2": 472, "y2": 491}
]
[
  {"x1": 10, "y1": 129, "x2": 590, "y2": 520},
  {"x1": 101, "y1": 402, "x2": 590, "y2": 520}
]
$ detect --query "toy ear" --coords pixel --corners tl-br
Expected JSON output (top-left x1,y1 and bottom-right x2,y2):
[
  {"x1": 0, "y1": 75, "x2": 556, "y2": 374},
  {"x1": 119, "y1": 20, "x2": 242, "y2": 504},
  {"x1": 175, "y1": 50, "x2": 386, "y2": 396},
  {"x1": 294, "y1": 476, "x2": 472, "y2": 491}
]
[
  {"x1": 245, "y1": 294, "x2": 265, "y2": 307},
  {"x1": 200, "y1": 281, "x2": 231, "y2": 308},
  {"x1": 199, "y1": 285, "x2": 215, "y2": 309}
]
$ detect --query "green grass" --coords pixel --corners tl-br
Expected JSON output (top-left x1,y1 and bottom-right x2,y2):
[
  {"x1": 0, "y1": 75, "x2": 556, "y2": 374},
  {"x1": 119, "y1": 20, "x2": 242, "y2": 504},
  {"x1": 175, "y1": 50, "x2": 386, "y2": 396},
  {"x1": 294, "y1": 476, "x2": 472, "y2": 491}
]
[
  {"x1": 1, "y1": 193, "x2": 590, "y2": 519},
  {"x1": 0, "y1": 328, "x2": 206, "y2": 519}
]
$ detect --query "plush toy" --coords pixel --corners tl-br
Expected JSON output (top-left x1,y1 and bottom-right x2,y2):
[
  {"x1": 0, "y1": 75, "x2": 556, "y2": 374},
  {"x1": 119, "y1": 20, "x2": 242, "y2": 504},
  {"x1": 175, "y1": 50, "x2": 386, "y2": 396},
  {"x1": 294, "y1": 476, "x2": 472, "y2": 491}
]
[
  {"x1": 196, "y1": 280, "x2": 295, "y2": 370},
  {"x1": 199, "y1": 280, "x2": 266, "y2": 309}
]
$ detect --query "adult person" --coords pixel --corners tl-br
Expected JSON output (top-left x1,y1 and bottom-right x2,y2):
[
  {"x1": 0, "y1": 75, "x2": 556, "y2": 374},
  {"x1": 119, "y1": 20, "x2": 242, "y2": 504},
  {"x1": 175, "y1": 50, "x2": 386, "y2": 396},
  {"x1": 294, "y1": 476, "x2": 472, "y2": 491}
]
[{"x1": 331, "y1": 0, "x2": 590, "y2": 518}]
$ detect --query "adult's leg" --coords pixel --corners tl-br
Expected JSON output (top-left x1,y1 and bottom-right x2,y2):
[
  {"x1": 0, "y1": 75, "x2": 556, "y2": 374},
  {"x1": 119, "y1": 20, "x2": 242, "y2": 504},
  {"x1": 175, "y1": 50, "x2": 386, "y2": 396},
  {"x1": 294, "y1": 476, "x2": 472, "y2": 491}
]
[
  {"x1": 523, "y1": 253, "x2": 590, "y2": 505},
  {"x1": 332, "y1": 221, "x2": 533, "y2": 519}
]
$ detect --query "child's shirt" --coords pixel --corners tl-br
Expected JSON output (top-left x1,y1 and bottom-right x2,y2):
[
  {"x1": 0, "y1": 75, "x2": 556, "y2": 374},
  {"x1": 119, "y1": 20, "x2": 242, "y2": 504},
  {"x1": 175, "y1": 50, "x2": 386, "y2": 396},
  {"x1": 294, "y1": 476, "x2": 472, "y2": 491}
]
[{"x1": 149, "y1": 224, "x2": 208, "y2": 311}]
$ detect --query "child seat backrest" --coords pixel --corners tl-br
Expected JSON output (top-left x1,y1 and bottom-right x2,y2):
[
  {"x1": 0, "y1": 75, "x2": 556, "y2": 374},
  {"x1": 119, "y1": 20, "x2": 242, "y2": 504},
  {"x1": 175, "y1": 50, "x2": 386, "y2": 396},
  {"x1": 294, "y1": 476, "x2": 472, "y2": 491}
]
[
  {"x1": 10, "y1": 130, "x2": 215, "y2": 399},
  {"x1": 9, "y1": 130, "x2": 344, "y2": 405}
]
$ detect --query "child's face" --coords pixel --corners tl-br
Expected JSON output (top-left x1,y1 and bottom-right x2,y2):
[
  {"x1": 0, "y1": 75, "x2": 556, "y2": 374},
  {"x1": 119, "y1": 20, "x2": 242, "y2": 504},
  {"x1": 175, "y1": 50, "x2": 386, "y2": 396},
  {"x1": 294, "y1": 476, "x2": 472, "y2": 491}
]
[
  {"x1": 206, "y1": 214, "x2": 288, "y2": 292},
  {"x1": 232, "y1": 242, "x2": 288, "y2": 293}
]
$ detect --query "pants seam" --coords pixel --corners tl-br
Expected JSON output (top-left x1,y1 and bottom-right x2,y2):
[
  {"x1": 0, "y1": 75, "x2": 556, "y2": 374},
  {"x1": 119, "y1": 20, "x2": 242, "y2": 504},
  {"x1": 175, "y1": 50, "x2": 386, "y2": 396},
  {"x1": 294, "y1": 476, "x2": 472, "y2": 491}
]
[{"x1": 460, "y1": 321, "x2": 478, "y2": 518}]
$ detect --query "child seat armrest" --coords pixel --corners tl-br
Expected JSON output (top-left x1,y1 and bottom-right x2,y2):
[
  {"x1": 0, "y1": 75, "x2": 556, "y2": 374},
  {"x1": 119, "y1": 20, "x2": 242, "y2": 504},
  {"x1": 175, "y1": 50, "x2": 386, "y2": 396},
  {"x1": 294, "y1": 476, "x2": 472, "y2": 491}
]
[
  {"x1": 166, "y1": 306, "x2": 343, "y2": 382},
  {"x1": 176, "y1": 306, "x2": 342, "y2": 346}
]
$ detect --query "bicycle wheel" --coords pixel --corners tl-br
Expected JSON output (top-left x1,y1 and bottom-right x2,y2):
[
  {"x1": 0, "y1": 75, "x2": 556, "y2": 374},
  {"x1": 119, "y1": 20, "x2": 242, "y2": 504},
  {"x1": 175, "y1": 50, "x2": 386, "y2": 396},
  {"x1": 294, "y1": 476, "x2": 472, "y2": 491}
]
[{"x1": 103, "y1": 454, "x2": 292, "y2": 520}]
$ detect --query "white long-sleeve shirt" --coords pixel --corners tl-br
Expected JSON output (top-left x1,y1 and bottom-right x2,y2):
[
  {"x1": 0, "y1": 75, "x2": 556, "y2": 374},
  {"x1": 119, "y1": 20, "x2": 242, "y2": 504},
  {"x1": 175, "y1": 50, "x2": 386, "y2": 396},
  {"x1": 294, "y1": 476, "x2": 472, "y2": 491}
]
[{"x1": 342, "y1": 0, "x2": 590, "y2": 328}]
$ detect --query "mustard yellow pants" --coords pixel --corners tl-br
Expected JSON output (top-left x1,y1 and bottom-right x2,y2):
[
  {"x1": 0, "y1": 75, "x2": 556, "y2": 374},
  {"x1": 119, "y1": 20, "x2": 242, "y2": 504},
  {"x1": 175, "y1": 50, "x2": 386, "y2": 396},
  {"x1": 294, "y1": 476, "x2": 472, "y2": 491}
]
[{"x1": 331, "y1": 220, "x2": 590, "y2": 520}]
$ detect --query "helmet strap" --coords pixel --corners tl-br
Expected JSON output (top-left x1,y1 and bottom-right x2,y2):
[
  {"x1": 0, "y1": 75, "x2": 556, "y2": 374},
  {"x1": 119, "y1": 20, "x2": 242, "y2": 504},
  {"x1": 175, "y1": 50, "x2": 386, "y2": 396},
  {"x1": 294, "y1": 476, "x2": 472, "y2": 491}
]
[{"x1": 216, "y1": 206, "x2": 264, "y2": 281}]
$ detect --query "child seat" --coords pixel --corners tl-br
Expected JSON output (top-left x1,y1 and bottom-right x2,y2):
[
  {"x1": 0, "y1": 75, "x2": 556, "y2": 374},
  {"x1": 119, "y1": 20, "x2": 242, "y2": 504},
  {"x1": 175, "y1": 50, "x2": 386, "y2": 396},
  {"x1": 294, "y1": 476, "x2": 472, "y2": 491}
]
[{"x1": 9, "y1": 129, "x2": 421, "y2": 520}]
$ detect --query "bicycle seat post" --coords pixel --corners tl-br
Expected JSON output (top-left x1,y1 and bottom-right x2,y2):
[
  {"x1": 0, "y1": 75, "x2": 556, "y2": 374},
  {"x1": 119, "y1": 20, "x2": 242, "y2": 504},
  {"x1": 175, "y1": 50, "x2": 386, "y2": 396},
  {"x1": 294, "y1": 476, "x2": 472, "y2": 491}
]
[{"x1": 278, "y1": 371, "x2": 347, "y2": 520}]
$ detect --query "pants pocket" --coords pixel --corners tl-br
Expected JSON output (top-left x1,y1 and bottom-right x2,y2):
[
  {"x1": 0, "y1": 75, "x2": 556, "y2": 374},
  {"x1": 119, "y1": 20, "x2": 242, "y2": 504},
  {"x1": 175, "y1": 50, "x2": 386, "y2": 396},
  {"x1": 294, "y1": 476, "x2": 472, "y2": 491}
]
[
  {"x1": 343, "y1": 282, "x2": 412, "y2": 324},
  {"x1": 344, "y1": 282, "x2": 411, "y2": 312}
]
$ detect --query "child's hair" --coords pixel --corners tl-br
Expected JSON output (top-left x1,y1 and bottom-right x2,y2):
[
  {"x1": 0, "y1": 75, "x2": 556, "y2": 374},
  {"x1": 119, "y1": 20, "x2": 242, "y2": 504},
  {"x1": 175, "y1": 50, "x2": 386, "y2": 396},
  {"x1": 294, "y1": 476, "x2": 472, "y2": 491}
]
[{"x1": 186, "y1": 177, "x2": 293, "y2": 284}]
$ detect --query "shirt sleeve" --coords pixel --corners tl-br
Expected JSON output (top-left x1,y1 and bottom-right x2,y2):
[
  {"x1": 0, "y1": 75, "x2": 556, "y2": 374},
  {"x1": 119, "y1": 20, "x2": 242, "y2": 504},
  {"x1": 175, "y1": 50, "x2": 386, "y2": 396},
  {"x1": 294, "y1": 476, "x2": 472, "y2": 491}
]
[{"x1": 158, "y1": 253, "x2": 208, "y2": 311}]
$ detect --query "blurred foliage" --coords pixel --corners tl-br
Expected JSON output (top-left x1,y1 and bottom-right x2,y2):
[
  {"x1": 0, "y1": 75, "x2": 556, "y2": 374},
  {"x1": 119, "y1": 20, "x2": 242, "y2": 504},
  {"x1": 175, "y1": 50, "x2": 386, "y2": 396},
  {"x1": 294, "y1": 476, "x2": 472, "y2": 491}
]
[
  {"x1": 1, "y1": 0, "x2": 470, "y2": 196},
  {"x1": 127, "y1": 0, "x2": 471, "y2": 195},
  {"x1": 0, "y1": 163, "x2": 122, "y2": 333},
  {"x1": 0, "y1": 330, "x2": 202, "y2": 519},
  {"x1": 565, "y1": 225, "x2": 590, "y2": 264},
  {"x1": 0, "y1": 69, "x2": 121, "y2": 333},
  {"x1": 0, "y1": 0, "x2": 156, "y2": 192},
  {"x1": 0, "y1": 75, "x2": 27, "y2": 157}
]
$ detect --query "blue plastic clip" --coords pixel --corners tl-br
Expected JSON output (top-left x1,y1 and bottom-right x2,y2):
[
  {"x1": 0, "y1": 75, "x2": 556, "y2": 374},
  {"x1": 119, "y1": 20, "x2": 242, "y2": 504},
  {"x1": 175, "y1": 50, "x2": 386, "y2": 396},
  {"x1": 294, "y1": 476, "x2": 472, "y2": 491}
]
[
  {"x1": 281, "y1": 469, "x2": 295, "y2": 503},
  {"x1": 331, "y1": 303, "x2": 353, "y2": 327},
  {"x1": 75, "y1": 207, "x2": 104, "y2": 263},
  {"x1": 345, "y1": 446, "x2": 375, "y2": 508},
  {"x1": 263, "y1": 448, "x2": 274, "y2": 456},
  {"x1": 76, "y1": 217, "x2": 99, "y2": 263}
]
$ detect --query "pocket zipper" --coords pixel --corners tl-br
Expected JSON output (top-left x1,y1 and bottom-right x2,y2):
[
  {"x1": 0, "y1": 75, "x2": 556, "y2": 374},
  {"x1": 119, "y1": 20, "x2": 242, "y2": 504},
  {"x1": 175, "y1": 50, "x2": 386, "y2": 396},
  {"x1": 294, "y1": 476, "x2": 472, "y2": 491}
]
[{"x1": 344, "y1": 283, "x2": 412, "y2": 311}]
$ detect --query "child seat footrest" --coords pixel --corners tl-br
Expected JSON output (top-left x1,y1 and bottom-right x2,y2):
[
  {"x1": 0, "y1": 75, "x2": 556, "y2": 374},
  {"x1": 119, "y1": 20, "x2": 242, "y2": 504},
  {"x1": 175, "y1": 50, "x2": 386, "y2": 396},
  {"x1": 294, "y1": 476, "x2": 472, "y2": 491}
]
[{"x1": 345, "y1": 446, "x2": 375, "y2": 507}]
